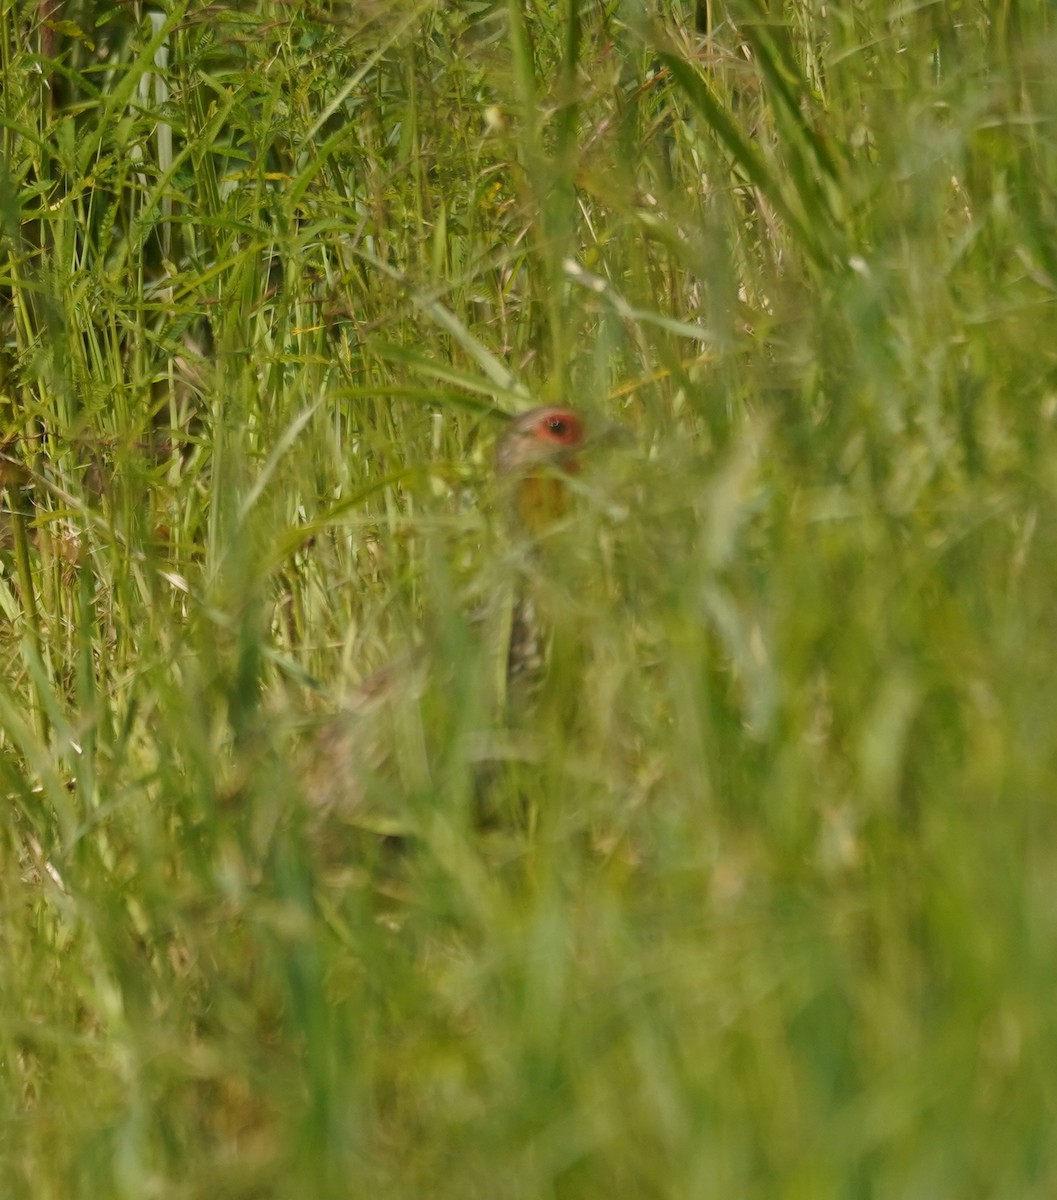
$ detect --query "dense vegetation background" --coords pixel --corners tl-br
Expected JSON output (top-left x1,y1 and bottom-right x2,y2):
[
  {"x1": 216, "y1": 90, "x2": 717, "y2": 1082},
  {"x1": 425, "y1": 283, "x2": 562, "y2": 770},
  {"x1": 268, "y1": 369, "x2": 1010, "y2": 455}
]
[{"x1": 2, "y1": 0, "x2": 1057, "y2": 1195}]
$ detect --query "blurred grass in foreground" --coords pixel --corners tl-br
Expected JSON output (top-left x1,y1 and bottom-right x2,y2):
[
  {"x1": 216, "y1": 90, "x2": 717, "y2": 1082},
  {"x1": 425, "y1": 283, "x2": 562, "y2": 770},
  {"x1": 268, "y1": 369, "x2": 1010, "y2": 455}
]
[{"x1": 2, "y1": 0, "x2": 1057, "y2": 1196}]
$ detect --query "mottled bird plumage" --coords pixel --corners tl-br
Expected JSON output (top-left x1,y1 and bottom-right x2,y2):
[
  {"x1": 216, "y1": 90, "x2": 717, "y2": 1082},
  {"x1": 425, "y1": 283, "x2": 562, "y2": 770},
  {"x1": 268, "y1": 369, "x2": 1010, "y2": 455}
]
[{"x1": 303, "y1": 405, "x2": 593, "y2": 816}]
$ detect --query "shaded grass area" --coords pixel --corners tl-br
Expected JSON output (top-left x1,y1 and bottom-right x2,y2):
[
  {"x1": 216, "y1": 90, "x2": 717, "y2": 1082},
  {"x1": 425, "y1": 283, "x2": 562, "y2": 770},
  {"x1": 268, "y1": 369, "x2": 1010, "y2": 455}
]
[{"x1": 3, "y1": 0, "x2": 1057, "y2": 1195}]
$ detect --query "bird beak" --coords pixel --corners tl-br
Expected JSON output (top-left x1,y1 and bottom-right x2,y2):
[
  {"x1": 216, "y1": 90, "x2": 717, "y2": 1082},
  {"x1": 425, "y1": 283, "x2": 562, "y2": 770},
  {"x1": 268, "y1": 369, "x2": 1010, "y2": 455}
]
[
  {"x1": 595, "y1": 416, "x2": 631, "y2": 445},
  {"x1": 584, "y1": 415, "x2": 631, "y2": 458}
]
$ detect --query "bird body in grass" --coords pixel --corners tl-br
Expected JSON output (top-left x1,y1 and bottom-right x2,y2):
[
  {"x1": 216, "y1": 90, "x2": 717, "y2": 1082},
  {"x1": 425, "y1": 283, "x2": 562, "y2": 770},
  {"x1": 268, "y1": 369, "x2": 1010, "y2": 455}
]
[{"x1": 300, "y1": 405, "x2": 597, "y2": 821}]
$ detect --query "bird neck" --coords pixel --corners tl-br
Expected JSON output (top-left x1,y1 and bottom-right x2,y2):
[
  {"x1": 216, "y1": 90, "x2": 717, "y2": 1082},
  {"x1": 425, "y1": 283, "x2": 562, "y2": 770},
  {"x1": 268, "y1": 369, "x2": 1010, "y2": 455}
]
[{"x1": 511, "y1": 469, "x2": 577, "y2": 537}]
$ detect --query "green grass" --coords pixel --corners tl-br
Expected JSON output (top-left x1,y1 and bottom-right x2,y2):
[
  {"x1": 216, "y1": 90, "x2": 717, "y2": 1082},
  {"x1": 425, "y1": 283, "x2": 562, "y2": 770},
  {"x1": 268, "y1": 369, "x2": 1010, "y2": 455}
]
[{"x1": 3, "y1": 0, "x2": 1057, "y2": 1195}]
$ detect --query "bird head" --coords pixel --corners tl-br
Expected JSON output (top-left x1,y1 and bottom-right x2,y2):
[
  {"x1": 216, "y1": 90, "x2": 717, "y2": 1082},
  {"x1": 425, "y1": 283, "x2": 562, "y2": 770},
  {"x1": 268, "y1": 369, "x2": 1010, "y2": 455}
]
[{"x1": 494, "y1": 406, "x2": 589, "y2": 536}]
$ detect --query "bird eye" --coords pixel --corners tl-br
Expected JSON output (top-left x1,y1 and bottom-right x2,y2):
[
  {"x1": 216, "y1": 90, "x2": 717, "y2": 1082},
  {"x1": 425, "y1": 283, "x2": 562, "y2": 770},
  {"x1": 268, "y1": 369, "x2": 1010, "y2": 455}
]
[{"x1": 540, "y1": 412, "x2": 582, "y2": 444}]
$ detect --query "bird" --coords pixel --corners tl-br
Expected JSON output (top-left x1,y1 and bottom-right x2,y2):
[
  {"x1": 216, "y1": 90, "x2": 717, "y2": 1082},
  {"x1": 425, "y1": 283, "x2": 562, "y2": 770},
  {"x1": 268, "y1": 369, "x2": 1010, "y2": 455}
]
[
  {"x1": 298, "y1": 405, "x2": 601, "y2": 824},
  {"x1": 494, "y1": 405, "x2": 587, "y2": 535}
]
